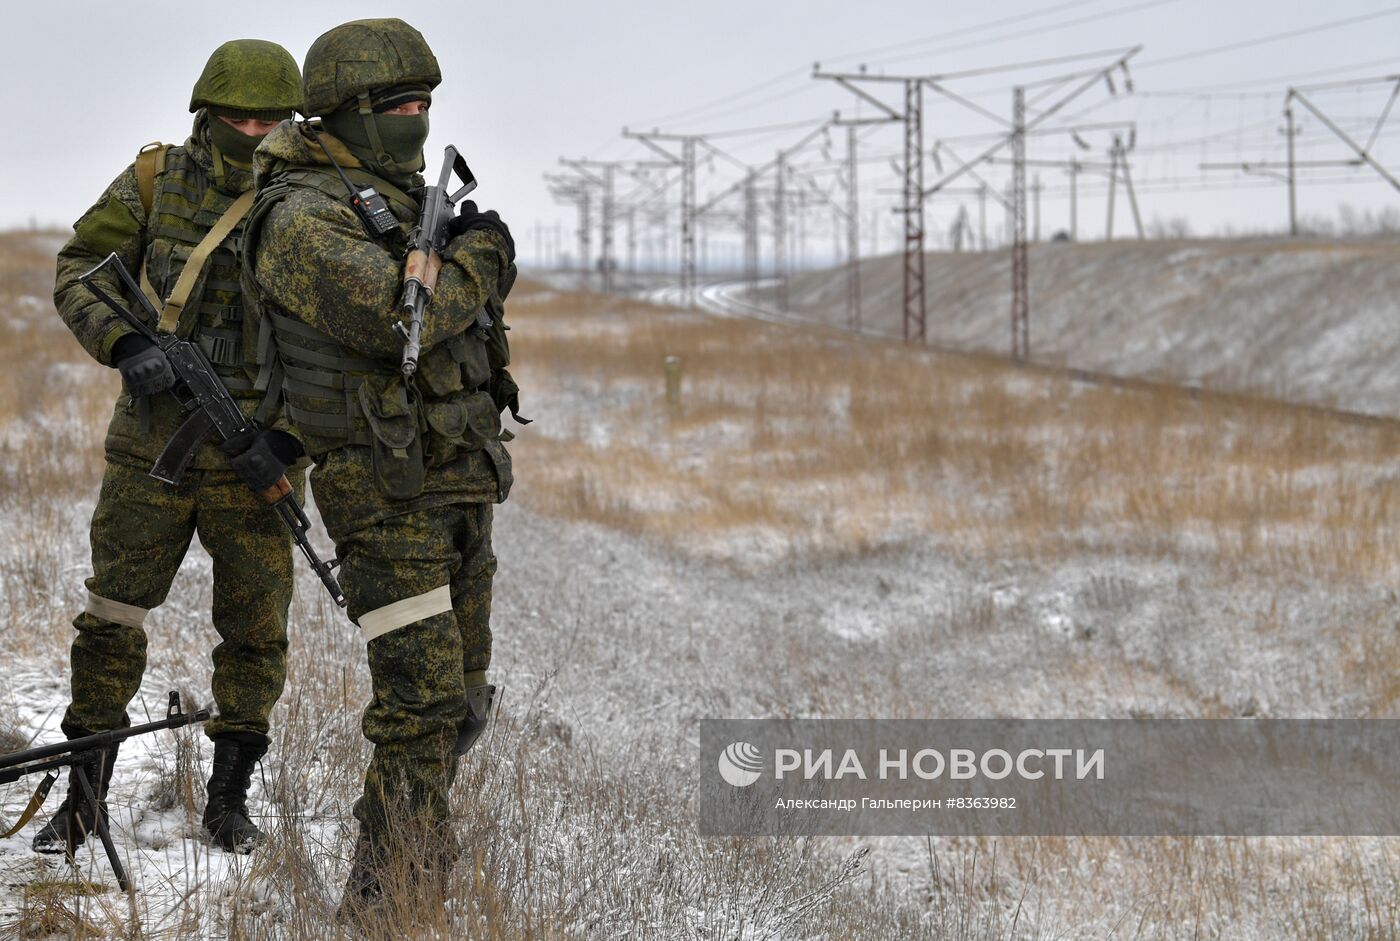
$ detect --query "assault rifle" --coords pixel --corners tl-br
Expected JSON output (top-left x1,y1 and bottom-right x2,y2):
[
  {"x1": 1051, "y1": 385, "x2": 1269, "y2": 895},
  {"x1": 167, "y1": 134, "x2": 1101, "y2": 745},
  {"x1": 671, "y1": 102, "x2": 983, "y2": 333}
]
[
  {"x1": 395, "y1": 145, "x2": 478, "y2": 377},
  {"x1": 77, "y1": 253, "x2": 347, "y2": 607},
  {"x1": 0, "y1": 692, "x2": 209, "y2": 891}
]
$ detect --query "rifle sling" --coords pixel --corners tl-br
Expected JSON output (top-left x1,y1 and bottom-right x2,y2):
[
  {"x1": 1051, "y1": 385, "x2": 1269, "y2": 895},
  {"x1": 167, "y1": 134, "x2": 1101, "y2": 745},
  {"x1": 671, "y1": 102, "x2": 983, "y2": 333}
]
[
  {"x1": 0, "y1": 771, "x2": 57, "y2": 838},
  {"x1": 134, "y1": 143, "x2": 170, "y2": 310},
  {"x1": 157, "y1": 190, "x2": 254, "y2": 334}
]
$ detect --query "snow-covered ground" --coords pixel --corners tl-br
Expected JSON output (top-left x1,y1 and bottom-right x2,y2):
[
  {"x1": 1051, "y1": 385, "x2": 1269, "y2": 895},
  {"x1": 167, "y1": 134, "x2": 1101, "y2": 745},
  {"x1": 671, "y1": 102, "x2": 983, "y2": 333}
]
[
  {"x1": 548, "y1": 237, "x2": 1400, "y2": 418},
  {"x1": 754, "y1": 237, "x2": 1400, "y2": 416},
  {"x1": 1, "y1": 233, "x2": 1397, "y2": 938}
]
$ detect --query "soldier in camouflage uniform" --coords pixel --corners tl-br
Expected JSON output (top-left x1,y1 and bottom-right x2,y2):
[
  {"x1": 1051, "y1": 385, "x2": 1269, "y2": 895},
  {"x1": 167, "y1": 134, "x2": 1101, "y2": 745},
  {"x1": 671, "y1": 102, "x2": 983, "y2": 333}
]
[
  {"x1": 241, "y1": 18, "x2": 518, "y2": 917},
  {"x1": 43, "y1": 40, "x2": 306, "y2": 855}
]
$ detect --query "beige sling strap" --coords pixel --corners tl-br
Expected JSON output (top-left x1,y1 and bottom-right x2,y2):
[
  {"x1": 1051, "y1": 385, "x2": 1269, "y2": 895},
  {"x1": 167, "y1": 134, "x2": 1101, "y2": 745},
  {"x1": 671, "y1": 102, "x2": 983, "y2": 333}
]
[
  {"x1": 135, "y1": 143, "x2": 171, "y2": 310},
  {"x1": 154, "y1": 189, "x2": 254, "y2": 333},
  {"x1": 134, "y1": 142, "x2": 169, "y2": 216},
  {"x1": 0, "y1": 771, "x2": 57, "y2": 839}
]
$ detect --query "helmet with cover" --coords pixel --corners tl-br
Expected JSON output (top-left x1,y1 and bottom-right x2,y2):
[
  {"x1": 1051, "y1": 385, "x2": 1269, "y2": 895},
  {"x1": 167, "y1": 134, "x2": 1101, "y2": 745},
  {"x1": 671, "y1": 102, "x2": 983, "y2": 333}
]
[
  {"x1": 302, "y1": 19, "x2": 441, "y2": 184},
  {"x1": 190, "y1": 39, "x2": 302, "y2": 120},
  {"x1": 301, "y1": 18, "x2": 440, "y2": 117}
]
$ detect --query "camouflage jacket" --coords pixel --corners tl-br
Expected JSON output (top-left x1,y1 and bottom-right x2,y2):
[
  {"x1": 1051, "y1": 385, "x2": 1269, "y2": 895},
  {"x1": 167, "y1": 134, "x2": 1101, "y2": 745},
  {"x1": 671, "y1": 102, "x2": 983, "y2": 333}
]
[
  {"x1": 243, "y1": 120, "x2": 517, "y2": 538},
  {"x1": 53, "y1": 111, "x2": 276, "y2": 469}
]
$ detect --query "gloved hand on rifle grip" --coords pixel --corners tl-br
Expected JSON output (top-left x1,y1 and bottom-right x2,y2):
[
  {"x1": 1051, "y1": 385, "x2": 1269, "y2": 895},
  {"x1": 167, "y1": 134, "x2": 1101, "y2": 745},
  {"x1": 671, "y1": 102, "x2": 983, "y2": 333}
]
[
  {"x1": 220, "y1": 428, "x2": 305, "y2": 494},
  {"x1": 112, "y1": 334, "x2": 176, "y2": 397},
  {"x1": 449, "y1": 200, "x2": 515, "y2": 261}
]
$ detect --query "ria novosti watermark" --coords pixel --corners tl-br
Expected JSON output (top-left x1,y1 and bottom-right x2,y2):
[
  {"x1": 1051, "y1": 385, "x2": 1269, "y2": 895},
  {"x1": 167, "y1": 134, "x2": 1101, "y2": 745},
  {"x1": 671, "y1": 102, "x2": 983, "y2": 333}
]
[{"x1": 699, "y1": 719, "x2": 1400, "y2": 836}]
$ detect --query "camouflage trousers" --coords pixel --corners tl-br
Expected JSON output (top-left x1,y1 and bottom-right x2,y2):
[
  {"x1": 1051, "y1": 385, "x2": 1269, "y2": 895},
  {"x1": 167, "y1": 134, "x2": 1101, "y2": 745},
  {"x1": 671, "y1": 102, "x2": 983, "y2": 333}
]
[
  {"x1": 318, "y1": 486, "x2": 496, "y2": 849},
  {"x1": 64, "y1": 457, "x2": 299, "y2": 742}
]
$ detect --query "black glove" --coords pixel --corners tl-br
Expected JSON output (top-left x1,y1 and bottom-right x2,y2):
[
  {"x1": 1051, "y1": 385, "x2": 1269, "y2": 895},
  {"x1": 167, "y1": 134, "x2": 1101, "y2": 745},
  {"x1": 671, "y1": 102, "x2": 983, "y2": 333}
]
[
  {"x1": 449, "y1": 200, "x2": 515, "y2": 261},
  {"x1": 112, "y1": 334, "x2": 176, "y2": 397},
  {"x1": 220, "y1": 428, "x2": 305, "y2": 493}
]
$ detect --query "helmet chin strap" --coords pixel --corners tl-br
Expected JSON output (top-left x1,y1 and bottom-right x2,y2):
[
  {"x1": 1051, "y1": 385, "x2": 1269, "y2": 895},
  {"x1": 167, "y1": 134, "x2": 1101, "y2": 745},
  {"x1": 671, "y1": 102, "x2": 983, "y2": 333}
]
[
  {"x1": 200, "y1": 109, "x2": 229, "y2": 186},
  {"x1": 357, "y1": 92, "x2": 393, "y2": 170}
]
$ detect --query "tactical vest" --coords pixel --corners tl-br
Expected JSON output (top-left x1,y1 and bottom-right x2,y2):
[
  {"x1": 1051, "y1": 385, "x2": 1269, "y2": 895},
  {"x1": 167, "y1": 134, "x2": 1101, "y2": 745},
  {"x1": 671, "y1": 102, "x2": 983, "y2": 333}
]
[
  {"x1": 243, "y1": 164, "x2": 514, "y2": 502},
  {"x1": 141, "y1": 145, "x2": 258, "y2": 397}
]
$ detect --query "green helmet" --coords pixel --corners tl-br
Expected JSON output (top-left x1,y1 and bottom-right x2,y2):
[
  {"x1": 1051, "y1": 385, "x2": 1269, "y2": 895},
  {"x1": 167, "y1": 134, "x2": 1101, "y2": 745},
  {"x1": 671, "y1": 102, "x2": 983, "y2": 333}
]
[
  {"x1": 190, "y1": 39, "x2": 301, "y2": 118},
  {"x1": 301, "y1": 18, "x2": 441, "y2": 117}
]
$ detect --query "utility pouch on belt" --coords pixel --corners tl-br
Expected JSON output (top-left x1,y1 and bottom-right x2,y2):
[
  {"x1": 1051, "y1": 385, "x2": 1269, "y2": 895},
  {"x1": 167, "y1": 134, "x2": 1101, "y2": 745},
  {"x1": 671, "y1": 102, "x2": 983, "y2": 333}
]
[
  {"x1": 423, "y1": 390, "x2": 500, "y2": 449},
  {"x1": 452, "y1": 323, "x2": 494, "y2": 390},
  {"x1": 422, "y1": 389, "x2": 501, "y2": 467},
  {"x1": 358, "y1": 374, "x2": 424, "y2": 500},
  {"x1": 416, "y1": 325, "x2": 493, "y2": 399}
]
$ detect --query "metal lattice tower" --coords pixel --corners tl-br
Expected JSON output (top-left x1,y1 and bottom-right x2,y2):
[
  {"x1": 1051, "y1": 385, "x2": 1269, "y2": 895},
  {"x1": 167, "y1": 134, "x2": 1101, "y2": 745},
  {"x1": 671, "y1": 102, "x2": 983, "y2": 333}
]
[
  {"x1": 901, "y1": 79, "x2": 927, "y2": 343},
  {"x1": 1010, "y1": 86, "x2": 1029, "y2": 360},
  {"x1": 622, "y1": 129, "x2": 707, "y2": 306},
  {"x1": 813, "y1": 68, "x2": 916, "y2": 340},
  {"x1": 577, "y1": 191, "x2": 592, "y2": 288},
  {"x1": 822, "y1": 49, "x2": 1139, "y2": 345},
  {"x1": 680, "y1": 138, "x2": 698, "y2": 303},
  {"x1": 626, "y1": 206, "x2": 637, "y2": 273},
  {"x1": 599, "y1": 164, "x2": 615, "y2": 290},
  {"x1": 774, "y1": 151, "x2": 788, "y2": 312},
  {"x1": 560, "y1": 159, "x2": 619, "y2": 291},
  {"x1": 743, "y1": 171, "x2": 759, "y2": 287},
  {"x1": 545, "y1": 174, "x2": 593, "y2": 288},
  {"x1": 846, "y1": 124, "x2": 862, "y2": 330}
]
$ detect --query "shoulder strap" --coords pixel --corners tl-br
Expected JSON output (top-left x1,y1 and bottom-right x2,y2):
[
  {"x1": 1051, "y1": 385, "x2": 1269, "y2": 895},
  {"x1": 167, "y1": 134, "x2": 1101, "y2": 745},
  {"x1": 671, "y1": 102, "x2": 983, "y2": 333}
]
[
  {"x1": 241, "y1": 176, "x2": 306, "y2": 418},
  {"x1": 157, "y1": 190, "x2": 255, "y2": 334},
  {"x1": 134, "y1": 142, "x2": 171, "y2": 217},
  {"x1": 135, "y1": 142, "x2": 172, "y2": 309},
  {"x1": 345, "y1": 168, "x2": 418, "y2": 217},
  {"x1": 275, "y1": 166, "x2": 354, "y2": 204}
]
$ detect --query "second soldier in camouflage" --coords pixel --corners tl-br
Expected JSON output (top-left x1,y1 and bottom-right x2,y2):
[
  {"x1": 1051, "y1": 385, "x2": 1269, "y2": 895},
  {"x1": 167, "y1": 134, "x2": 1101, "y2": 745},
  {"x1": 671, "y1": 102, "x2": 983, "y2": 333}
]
[
  {"x1": 242, "y1": 17, "x2": 519, "y2": 922},
  {"x1": 44, "y1": 39, "x2": 305, "y2": 856}
]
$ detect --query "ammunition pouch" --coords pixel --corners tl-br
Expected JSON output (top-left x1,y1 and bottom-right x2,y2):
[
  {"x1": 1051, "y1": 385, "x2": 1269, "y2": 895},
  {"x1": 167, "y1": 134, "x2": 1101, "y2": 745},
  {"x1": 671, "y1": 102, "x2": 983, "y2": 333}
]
[
  {"x1": 241, "y1": 162, "x2": 521, "y2": 503},
  {"x1": 423, "y1": 389, "x2": 501, "y2": 463},
  {"x1": 358, "y1": 375, "x2": 425, "y2": 501},
  {"x1": 265, "y1": 302, "x2": 509, "y2": 501}
]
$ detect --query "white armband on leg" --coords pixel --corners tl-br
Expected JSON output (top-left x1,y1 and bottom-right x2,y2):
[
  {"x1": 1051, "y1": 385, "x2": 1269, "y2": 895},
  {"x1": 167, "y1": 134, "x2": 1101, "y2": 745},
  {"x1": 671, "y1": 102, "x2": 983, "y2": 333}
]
[
  {"x1": 85, "y1": 591, "x2": 151, "y2": 629},
  {"x1": 359, "y1": 584, "x2": 453, "y2": 642}
]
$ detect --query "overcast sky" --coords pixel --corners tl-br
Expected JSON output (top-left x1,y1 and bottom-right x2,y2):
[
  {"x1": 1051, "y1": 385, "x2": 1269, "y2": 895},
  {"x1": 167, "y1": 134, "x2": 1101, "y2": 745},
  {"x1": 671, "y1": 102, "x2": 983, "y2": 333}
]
[{"x1": 7, "y1": 0, "x2": 1400, "y2": 264}]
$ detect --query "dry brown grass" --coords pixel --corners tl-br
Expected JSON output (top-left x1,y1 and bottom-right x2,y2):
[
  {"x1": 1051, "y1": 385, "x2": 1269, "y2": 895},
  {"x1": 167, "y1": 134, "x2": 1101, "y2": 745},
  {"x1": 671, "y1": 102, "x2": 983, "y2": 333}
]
[
  {"x1": 509, "y1": 289, "x2": 1400, "y2": 583},
  {"x1": 2, "y1": 241, "x2": 1398, "y2": 937},
  {"x1": 0, "y1": 879, "x2": 111, "y2": 940}
]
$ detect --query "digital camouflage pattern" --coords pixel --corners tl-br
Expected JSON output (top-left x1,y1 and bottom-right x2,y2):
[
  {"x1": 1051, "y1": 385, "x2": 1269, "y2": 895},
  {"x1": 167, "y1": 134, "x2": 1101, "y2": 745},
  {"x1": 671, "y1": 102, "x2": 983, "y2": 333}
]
[
  {"x1": 64, "y1": 459, "x2": 300, "y2": 740},
  {"x1": 246, "y1": 119, "x2": 514, "y2": 524},
  {"x1": 53, "y1": 47, "x2": 302, "y2": 745},
  {"x1": 190, "y1": 39, "x2": 301, "y2": 116},
  {"x1": 244, "y1": 112, "x2": 515, "y2": 848},
  {"x1": 338, "y1": 501, "x2": 495, "y2": 839},
  {"x1": 56, "y1": 111, "x2": 274, "y2": 470},
  {"x1": 299, "y1": 18, "x2": 440, "y2": 117}
]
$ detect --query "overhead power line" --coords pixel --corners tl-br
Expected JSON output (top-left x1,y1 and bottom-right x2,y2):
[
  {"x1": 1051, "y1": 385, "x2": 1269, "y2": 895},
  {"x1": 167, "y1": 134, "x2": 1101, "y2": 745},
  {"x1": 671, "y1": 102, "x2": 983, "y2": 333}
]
[
  {"x1": 1136, "y1": 56, "x2": 1400, "y2": 97},
  {"x1": 865, "y1": 0, "x2": 1181, "y2": 70},
  {"x1": 1136, "y1": 6, "x2": 1400, "y2": 70},
  {"x1": 634, "y1": 0, "x2": 1171, "y2": 130}
]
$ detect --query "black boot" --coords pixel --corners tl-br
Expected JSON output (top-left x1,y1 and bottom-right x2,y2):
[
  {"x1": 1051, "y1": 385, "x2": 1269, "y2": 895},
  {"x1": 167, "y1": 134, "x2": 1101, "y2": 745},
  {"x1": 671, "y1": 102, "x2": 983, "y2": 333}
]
[
  {"x1": 337, "y1": 826, "x2": 455, "y2": 929},
  {"x1": 31, "y1": 723, "x2": 119, "y2": 855},
  {"x1": 453, "y1": 684, "x2": 496, "y2": 756},
  {"x1": 202, "y1": 732, "x2": 268, "y2": 853},
  {"x1": 337, "y1": 828, "x2": 385, "y2": 928}
]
